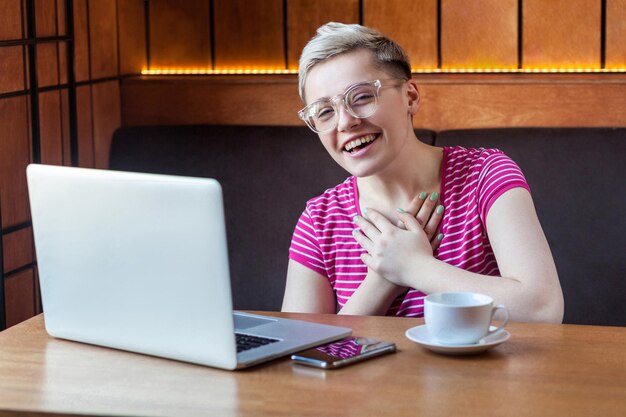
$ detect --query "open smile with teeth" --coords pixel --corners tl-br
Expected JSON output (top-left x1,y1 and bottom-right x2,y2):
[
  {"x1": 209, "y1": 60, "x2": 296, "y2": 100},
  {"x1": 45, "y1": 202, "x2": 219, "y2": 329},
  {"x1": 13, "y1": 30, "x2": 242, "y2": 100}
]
[{"x1": 344, "y1": 134, "x2": 378, "y2": 152}]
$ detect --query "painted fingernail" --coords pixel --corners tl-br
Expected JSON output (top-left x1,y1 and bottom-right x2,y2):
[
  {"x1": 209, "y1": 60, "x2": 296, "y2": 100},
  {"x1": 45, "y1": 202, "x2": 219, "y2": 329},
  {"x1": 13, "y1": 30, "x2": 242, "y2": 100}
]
[
  {"x1": 436, "y1": 205, "x2": 444, "y2": 214},
  {"x1": 430, "y1": 192, "x2": 439, "y2": 201},
  {"x1": 353, "y1": 215, "x2": 359, "y2": 222},
  {"x1": 419, "y1": 191, "x2": 428, "y2": 200},
  {"x1": 396, "y1": 207, "x2": 406, "y2": 213},
  {"x1": 363, "y1": 207, "x2": 369, "y2": 214},
  {"x1": 352, "y1": 229, "x2": 358, "y2": 235},
  {"x1": 437, "y1": 233, "x2": 444, "y2": 241}
]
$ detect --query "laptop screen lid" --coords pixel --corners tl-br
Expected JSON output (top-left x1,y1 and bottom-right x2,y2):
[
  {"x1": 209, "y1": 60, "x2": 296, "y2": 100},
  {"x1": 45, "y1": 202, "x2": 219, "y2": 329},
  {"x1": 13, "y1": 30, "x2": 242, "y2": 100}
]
[
  {"x1": 27, "y1": 164, "x2": 240, "y2": 369},
  {"x1": 27, "y1": 164, "x2": 351, "y2": 370}
]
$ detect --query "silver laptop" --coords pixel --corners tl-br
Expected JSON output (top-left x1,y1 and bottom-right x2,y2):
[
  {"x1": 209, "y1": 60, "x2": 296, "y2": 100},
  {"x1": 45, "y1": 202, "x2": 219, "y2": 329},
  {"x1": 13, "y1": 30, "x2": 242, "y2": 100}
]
[{"x1": 26, "y1": 164, "x2": 350, "y2": 370}]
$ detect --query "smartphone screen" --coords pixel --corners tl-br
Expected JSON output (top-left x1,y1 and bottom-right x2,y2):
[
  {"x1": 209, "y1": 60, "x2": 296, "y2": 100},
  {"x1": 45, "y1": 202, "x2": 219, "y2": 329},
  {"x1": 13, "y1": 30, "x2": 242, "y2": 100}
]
[{"x1": 291, "y1": 337, "x2": 396, "y2": 369}]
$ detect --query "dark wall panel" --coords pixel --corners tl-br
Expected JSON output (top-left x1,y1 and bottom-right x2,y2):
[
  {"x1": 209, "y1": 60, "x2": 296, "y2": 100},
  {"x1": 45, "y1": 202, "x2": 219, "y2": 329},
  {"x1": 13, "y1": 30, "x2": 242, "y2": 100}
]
[
  {"x1": 523, "y1": 0, "x2": 601, "y2": 68},
  {"x1": 213, "y1": 0, "x2": 284, "y2": 69},
  {"x1": 364, "y1": 0, "x2": 438, "y2": 69},
  {"x1": 0, "y1": 96, "x2": 31, "y2": 228},
  {"x1": 149, "y1": 0, "x2": 210, "y2": 69},
  {"x1": 89, "y1": 0, "x2": 119, "y2": 79},
  {"x1": 118, "y1": 0, "x2": 147, "y2": 74},
  {"x1": 0, "y1": 46, "x2": 25, "y2": 93},
  {"x1": 286, "y1": 0, "x2": 359, "y2": 70}
]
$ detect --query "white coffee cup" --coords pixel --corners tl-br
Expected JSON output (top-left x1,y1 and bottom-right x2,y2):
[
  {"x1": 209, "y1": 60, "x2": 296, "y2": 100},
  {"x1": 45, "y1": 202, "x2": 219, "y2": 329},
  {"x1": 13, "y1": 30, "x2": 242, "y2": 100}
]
[{"x1": 424, "y1": 292, "x2": 509, "y2": 345}]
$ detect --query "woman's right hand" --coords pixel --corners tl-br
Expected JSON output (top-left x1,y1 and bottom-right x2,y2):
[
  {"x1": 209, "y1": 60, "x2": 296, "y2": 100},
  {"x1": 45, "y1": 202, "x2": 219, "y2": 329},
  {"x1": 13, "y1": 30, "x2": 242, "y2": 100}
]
[{"x1": 399, "y1": 192, "x2": 445, "y2": 250}]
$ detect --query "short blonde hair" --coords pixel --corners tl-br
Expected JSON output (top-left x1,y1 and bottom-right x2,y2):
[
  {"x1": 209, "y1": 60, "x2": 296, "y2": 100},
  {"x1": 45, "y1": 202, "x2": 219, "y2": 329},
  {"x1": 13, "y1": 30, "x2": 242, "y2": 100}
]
[{"x1": 298, "y1": 22, "x2": 411, "y2": 103}]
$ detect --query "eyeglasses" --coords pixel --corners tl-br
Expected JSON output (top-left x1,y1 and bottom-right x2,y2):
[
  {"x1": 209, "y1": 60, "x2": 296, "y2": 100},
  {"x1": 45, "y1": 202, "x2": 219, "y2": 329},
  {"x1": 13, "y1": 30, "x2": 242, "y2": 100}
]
[{"x1": 298, "y1": 79, "x2": 407, "y2": 133}]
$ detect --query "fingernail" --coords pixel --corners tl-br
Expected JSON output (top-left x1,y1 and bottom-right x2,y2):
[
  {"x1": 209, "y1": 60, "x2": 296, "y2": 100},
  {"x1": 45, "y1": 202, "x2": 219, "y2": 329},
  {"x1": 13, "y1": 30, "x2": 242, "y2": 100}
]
[
  {"x1": 396, "y1": 207, "x2": 406, "y2": 213},
  {"x1": 436, "y1": 205, "x2": 444, "y2": 214},
  {"x1": 352, "y1": 229, "x2": 358, "y2": 235},
  {"x1": 437, "y1": 233, "x2": 444, "y2": 241},
  {"x1": 419, "y1": 192, "x2": 427, "y2": 200},
  {"x1": 353, "y1": 215, "x2": 359, "y2": 222},
  {"x1": 429, "y1": 192, "x2": 439, "y2": 201},
  {"x1": 363, "y1": 207, "x2": 369, "y2": 214}
]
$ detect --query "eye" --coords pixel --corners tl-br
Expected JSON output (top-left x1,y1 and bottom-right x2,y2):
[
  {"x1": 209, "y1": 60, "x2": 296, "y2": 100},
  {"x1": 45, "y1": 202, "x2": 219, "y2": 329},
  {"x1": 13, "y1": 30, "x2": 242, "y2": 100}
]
[
  {"x1": 314, "y1": 103, "x2": 335, "y2": 121},
  {"x1": 348, "y1": 88, "x2": 376, "y2": 106}
]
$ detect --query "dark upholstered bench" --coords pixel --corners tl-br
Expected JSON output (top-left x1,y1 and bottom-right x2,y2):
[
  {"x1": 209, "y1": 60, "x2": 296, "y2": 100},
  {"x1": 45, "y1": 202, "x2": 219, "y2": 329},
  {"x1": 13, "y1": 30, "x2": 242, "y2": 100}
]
[{"x1": 110, "y1": 125, "x2": 626, "y2": 326}]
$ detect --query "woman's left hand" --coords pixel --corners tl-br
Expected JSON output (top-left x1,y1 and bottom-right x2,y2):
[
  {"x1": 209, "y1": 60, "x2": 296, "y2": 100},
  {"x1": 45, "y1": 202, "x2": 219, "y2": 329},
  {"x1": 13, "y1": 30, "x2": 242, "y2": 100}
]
[{"x1": 353, "y1": 209, "x2": 436, "y2": 287}]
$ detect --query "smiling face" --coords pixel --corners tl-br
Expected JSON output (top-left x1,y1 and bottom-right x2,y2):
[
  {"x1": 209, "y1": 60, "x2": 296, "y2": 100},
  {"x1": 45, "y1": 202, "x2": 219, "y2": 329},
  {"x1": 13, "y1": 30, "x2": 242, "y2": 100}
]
[{"x1": 303, "y1": 49, "x2": 420, "y2": 178}]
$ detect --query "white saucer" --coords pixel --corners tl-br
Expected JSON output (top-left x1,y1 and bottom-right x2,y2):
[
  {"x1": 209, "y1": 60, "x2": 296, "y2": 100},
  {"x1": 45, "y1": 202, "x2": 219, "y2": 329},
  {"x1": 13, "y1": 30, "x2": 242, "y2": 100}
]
[{"x1": 405, "y1": 325, "x2": 510, "y2": 355}]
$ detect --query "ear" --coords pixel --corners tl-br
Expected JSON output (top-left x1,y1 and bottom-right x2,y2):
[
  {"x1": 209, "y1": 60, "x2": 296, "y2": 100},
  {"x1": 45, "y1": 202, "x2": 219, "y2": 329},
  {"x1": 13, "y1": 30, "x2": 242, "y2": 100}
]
[{"x1": 406, "y1": 80, "x2": 421, "y2": 115}]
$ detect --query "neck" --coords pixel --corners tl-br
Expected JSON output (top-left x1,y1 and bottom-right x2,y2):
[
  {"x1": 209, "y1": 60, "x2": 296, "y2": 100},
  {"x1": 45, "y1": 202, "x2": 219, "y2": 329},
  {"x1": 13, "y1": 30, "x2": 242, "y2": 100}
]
[{"x1": 357, "y1": 139, "x2": 443, "y2": 215}]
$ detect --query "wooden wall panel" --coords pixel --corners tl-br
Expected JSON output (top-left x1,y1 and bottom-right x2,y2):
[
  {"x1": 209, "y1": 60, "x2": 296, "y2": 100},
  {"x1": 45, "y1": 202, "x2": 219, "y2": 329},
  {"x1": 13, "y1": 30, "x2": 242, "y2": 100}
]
[
  {"x1": 76, "y1": 85, "x2": 95, "y2": 168},
  {"x1": 35, "y1": 0, "x2": 57, "y2": 37},
  {"x1": 36, "y1": 43, "x2": 59, "y2": 87},
  {"x1": 4, "y1": 268, "x2": 35, "y2": 328},
  {"x1": 88, "y1": 0, "x2": 118, "y2": 79},
  {"x1": 118, "y1": 0, "x2": 147, "y2": 74},
  {"x1": 213, "y1": 0, "x2": 284, "y2": 69},
  {"x1": 523, "y1": 0, "x2": 601, "y2": 68},
  {"x1": 0, "y1": 0, "x2": 23, "y2": 39},
  {"x1": 606, "y1": 0, "x2": 626, "y2": 68},
  {"x1": 38, "y1": 91, "x2": 64, "y2": 166},
  {"x1": 0, "y1": 46, "x2": 25, "y2": 93},
  {"x1": 60, "y1": 88, "x2": 71, "y2": 165},
  {"x1": 92, "y1": 81, "x2": 121, "y2": 169},
  {"x1": 73, "y1": 0, "x2": 90, "y2": 82},
  {"x1": 122, "y1": 77, "x2": 302, "y2": 126},
  {"x1": 0, "y1": 96, "x2": 31, "y2": 228},
  {"x1": 121, "y1": 75, "x2": 626, "y2": 130},
  {"x1": 57, "y1": 0, "x2": 67, "y2": 36},
  {"x1": 364, "y1": 0, "x2": 438, "y2": 69},
  {"x1": 413, "y1": 78, "x2": 626, "y2": 129},
  {"x1": 2, "y1": 227, "x2": 33, "y2": 273},
  {"x1": 58, "y1": 41, "x2": 68, "y2": 84},
  {"x1": 149, "y1": 0, "x2": 210, "y2": 69},
  {"x1": 286, "y1": 0, "x2": 359, "y2": 70},
  {"x1": 441, "y1": 0, "x2": 517, "y2": 69}
]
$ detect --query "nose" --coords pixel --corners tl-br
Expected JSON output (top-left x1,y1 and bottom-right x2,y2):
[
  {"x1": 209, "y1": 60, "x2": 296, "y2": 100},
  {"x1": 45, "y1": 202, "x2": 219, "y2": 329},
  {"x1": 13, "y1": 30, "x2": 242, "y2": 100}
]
[{"x1": 336, "y1": 102, "x2": 361, "y2": 132}]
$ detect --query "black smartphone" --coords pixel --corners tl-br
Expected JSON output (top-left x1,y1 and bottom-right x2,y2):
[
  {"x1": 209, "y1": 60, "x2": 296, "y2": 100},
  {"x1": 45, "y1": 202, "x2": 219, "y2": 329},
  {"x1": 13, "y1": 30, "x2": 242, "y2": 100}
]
[{"x1": 291, "y1": 337, "x2": 396, "y2": 369}]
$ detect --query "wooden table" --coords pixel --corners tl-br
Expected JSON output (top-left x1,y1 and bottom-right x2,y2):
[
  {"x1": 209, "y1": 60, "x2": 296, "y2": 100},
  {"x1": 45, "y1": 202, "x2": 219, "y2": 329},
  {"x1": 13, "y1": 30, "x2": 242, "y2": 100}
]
[{"x1": 0, "y1": 313, "x2": 625, "y2": 417}]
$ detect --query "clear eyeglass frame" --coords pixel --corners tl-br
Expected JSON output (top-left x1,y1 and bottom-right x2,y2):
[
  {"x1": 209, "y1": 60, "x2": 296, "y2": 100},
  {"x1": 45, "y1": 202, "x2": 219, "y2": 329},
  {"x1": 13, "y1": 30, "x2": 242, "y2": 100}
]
[{"x1": 298, "y1": 78, "x2": 407, "y2": 134}]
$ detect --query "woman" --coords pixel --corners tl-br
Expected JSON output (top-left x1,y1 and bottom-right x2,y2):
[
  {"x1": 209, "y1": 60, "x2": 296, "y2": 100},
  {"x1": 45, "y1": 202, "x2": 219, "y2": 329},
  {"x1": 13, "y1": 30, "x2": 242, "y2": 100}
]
[{"x1": 281, "y1": 22, "x2": 564, "y2": 322}]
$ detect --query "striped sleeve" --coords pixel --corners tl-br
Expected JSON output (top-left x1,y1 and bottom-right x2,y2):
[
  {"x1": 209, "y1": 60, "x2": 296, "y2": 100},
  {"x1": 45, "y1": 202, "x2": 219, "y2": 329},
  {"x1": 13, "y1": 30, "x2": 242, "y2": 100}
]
[
  {"x1": 477, "y1": 150, "x2": 531, "y2": 225},
  {"x1": 288, "y1": 206, "x2": 327, "y2": 277}
]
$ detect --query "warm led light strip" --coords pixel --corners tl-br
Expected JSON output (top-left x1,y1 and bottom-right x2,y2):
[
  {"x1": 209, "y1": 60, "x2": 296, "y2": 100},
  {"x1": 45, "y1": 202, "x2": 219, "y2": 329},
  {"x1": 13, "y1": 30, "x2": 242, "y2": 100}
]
[{"x1": 142, "y1": 67, "x2": 626, "y2": 75}]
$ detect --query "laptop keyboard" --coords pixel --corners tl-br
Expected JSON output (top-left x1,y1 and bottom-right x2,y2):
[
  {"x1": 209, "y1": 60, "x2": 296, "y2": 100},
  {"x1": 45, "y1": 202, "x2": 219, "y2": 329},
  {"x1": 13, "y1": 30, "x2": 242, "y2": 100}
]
[{"x1": 235, "y1": 333, "x2": 280, "y2": 353}]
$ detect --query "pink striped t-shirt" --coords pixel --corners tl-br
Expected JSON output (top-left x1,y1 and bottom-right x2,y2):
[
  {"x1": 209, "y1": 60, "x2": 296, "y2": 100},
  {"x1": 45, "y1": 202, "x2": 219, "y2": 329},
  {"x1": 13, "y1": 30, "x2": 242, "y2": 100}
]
[{"x1": 288, "y1": 147, "x2": 531, "y2": 317}]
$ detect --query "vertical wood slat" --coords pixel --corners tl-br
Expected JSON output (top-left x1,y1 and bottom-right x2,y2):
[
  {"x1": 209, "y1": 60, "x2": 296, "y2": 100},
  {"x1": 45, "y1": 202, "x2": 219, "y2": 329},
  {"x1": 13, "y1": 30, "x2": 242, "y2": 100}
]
[
  {"x1": 92, "y1": 81, "x2": 121, "y2": 169},
  {"x1": 35, "y1": 0, "x2": 57, "y2": 37},
  {"x1": 60, "y1": 88, "x2": 71, "y2": 165},
  {"x1": 213, "y1": 0, "x2": 284, "y2": 69},
  {"x1": 118, "y1": 0, "x2": 147, "y2": 74},
  {"x1": 0, "y1": 46, "x2": 25, "y2": 93},
  {"x1": 0, "y1": 0, "x2": 23, "y2": 40},
  {"x1": 38, "y1": 90, "x2": 63, "y2": 166},
  {"x1": 76, "y1": 85, "x2": 95, "y2": 168},
  {"x1": 4, "y1": 268, "x2": 35, "y2": 328},
  {"x1": 57, "y1": 0, "x2": 67, "y2": 36},
  {"x1": 73, "y1": 0, "x2": 90, "y2": 82},
  {"x1": 606, "y1": 0, "x2": 626, "y2": 68},
  {"x1": 523, "y1": 0, "x2": 602, "y2": 68},
  {"x1": 2, "y1": 228, "x2": 33, "y2": 273},
  {"x1": 441, "y1": 0, "x2": 517, "y2": 69},
  {"x1": 286, "y1": 0, "x2": 359, "y2": 70},
  {"x1": 0, "y1": 96, "x2": 31, "y2": 228},
  {"x1": 364, "y1": 0, "x2": 438, "y2": 69},
  {"x1": 149, "y1": 0, "x2": 210, "y2": 69},
  {"x1": 88, "y1": 0, "x2": 118, "y2": 79},
  {"x1": 36, "y1": 43, "x2": 59, "y2": 87}
]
